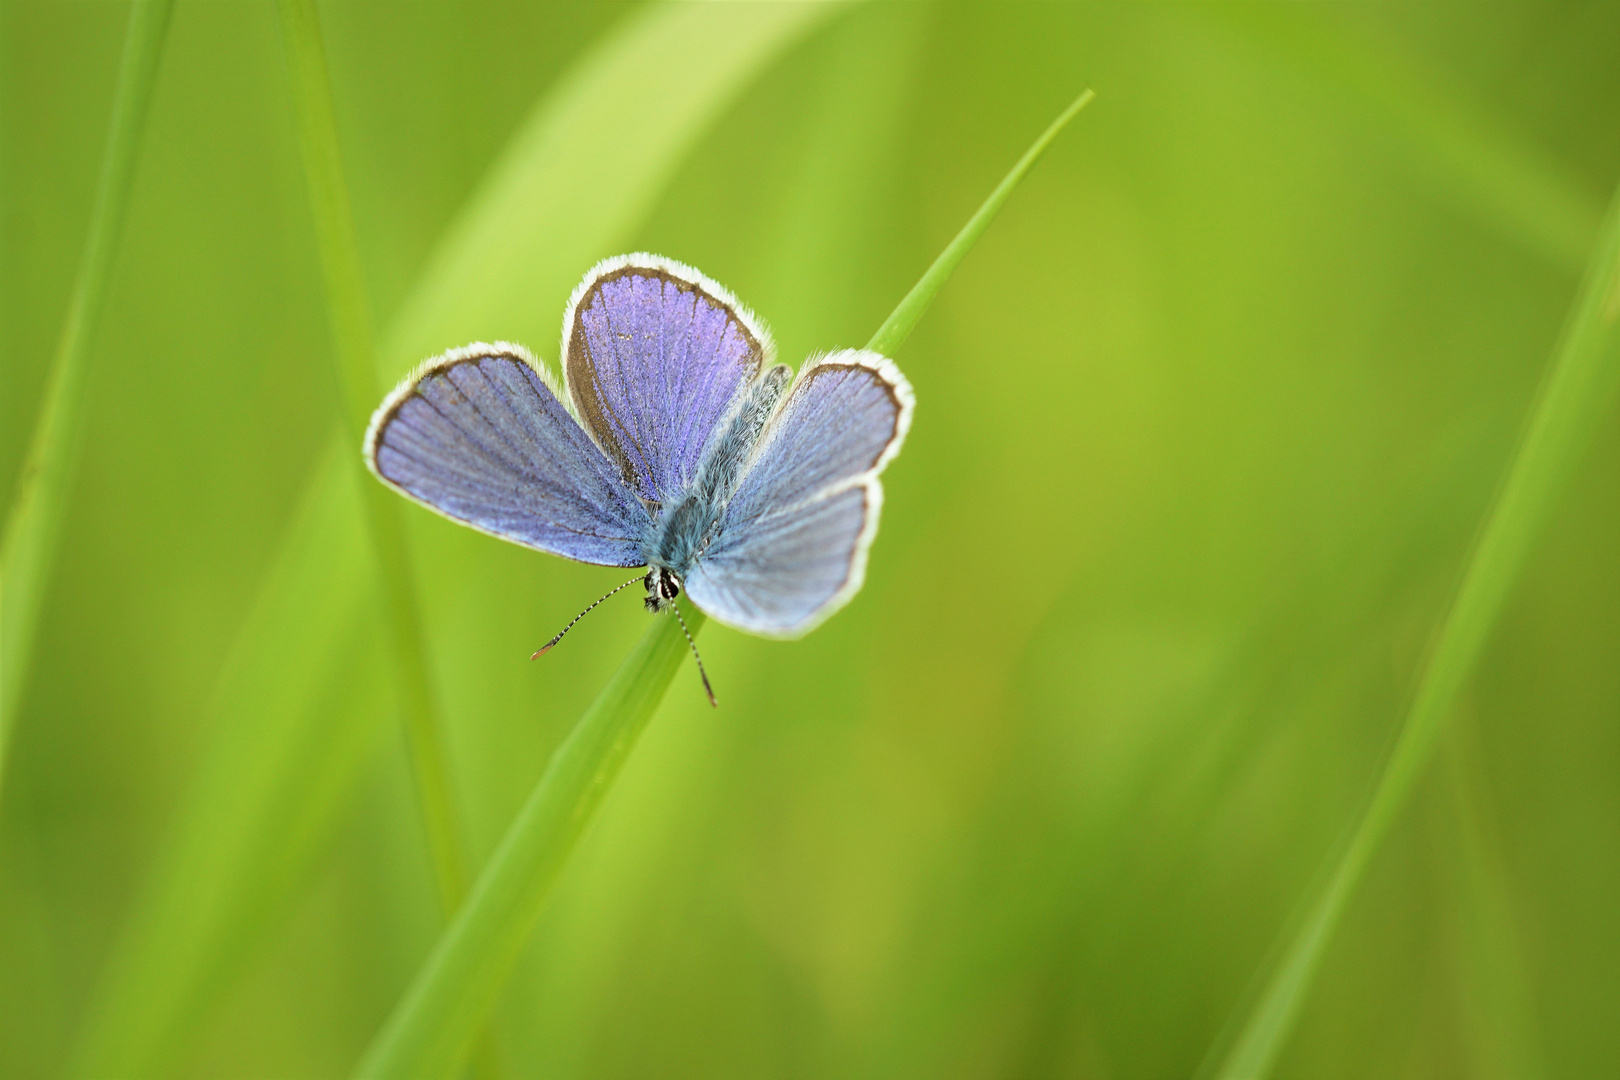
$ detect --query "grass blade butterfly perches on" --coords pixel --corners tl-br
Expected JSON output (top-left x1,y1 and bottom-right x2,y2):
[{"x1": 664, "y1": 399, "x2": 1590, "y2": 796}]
[
  {"x1": 67, "y1": 7, "x2": 835, "y2": 1078},
  {"x1": 0, "y1": 0, "x2": 174, "y2": 789},
  {"x1": 351, "y1": 87, "x2": 1098, "y2": 1080},
  {"x1": 865, "y1": 89, "x2": 1095, "y2": 356},
  {"x1": 274, "y1": 0, "x2": 471, "y2": 920},
  {"x1": 1204, "y1": 177, "x2": 1620, "y2": 1080}
]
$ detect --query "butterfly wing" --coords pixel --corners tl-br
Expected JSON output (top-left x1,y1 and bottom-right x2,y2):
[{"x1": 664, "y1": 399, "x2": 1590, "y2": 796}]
[
  {"x1": 684, "y1": 349, "x2": 914, "y2": 636},
  {"x1": 365, "y1": 343, "x2": 648, "y2": 567},
  {"x1": 563, "y1": 254, "x2": 773, "y2": 504}
]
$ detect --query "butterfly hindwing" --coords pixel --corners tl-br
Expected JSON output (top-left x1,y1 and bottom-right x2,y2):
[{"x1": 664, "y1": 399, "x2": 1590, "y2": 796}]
[
  {"x1": 685, "y1": 349, "x2": 914, "y2": 636},
  {"x1": 563, "y1": 254, "x2": 773, "y2": 504},
  {"x1": 366, "y1": 344, "x2": 648, "y2": 567}
]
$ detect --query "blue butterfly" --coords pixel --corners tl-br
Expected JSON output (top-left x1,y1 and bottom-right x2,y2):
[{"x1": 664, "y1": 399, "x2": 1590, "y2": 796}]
[{"x1": 364, "y1": 254, "x2": 914, "y2": 704}]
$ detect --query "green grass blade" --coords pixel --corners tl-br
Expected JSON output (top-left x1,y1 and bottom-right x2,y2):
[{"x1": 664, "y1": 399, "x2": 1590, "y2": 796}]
[
  {"x1": 354, "y1": 608, "x2": 705, "y2": 1079},
  {"x1": 0, "y1": 0, "x2": 174, "y2": 783},
  {"x1": 275, "y1": 0, "x2": 470, "y2": 918},
  {"x1": 68, "y1": 6, "x2": 833, "y2": 1076},
  {"x1": 1206, "y1": 177, "x2": 1620, "y2": 1080},
  {"x1": 865, "y1": 88, "x2": 1094, "y2": 356},
  {"x1": 69, "y1": 445, "x2": 393, "y2": 1079},
  {"x1": 382, "y1": 2, "x2": 840, "y2": 370},
  {"x1": 352, "y1": 89, "x2": 1099, "y2": 1080}
]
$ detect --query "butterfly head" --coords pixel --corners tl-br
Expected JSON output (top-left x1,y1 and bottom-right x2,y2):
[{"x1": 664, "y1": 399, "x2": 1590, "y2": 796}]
[{"x1": 644, "y1": 566, "x2": 682, "y2": 613}]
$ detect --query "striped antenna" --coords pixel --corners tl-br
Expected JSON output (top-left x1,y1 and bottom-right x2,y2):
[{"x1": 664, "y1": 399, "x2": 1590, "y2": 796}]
[
  {"x1": 531, "y1": 573, "x2": 644, "y2": 658},
  {"x1": 671, "y1": 601, "x2": 717, "y2": 707}
]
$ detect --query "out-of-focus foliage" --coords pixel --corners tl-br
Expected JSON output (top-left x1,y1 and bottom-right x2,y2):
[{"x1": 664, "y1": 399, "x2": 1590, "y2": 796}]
[{"x1": 2, "y1": 3, "x2": 1617, "y2": 1078}]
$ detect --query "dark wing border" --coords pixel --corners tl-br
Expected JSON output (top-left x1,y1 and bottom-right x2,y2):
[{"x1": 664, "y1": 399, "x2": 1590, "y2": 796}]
[
  {"x1": 558, "y1": 252, "x2": 777, "y2": 476},
  {"x1": 697, "y1": 347, "x2": 915, "y2": 638}
]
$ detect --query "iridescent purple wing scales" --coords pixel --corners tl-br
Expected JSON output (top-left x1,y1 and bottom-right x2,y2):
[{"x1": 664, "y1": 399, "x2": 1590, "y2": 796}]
[
  {"x1": 564, "y1": 255, "x2": 772, "y2": 504},
  {"x1": 685, "y1": 349, "x2": 914, "y2": 636},
  {"x1": 366, "y1": 344, "x2": 647, "y2": 567}
]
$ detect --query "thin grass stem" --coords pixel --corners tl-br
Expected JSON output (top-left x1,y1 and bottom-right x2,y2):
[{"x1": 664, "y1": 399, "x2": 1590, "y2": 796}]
[
  {"x1": 274, "y1": 0, "x2": 470, "y2": 916},
  {"x1": 355, "y1": 608, "x2": 705, "y2": 1079},
  {"x1": 865, "y1": 88, "x2": 1094, "y2": 356},
  {"x1": 1205, "y1": 177, "x2": 1620, "y2": 1080},
  {"x1": 351, "y1": 91, "x2": 1097, "y2": 1080},
  {"x1": 0, "y1": 0, "x2": 174, "y2": 786}
]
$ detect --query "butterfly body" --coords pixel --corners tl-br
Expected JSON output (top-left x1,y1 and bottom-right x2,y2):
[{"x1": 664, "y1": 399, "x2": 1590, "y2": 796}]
[
  {"x1": 365, "y1": 254, "x2": 913, "y2": 641},
  {"x1": 639, "y1": 361, "x2": 793, "y2": 599}
]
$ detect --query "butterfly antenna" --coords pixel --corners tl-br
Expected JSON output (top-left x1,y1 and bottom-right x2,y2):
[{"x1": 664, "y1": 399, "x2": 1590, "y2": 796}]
[
  {"x1": 531, "y1": 573, "x2": 644, "y2": 658},
  {"x1": 672, "y1": 601, "x2": 717, "y2": 708}
]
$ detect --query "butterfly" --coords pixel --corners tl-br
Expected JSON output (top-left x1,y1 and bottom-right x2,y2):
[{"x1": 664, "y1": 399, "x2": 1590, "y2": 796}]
[{"x1": 364, "y1": 254, "x2": 914, "y2": 704}]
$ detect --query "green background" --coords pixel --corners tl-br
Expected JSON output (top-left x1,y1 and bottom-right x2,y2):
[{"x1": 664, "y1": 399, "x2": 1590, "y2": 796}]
[{"x1": 3, "y1": 2, "x2": 1618, "y2": 1077}]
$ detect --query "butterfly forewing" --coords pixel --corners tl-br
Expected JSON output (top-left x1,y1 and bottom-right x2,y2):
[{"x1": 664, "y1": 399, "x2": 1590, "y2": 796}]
[
  {"x1": 684, "y1": 349, "x2": 914, "y2": 636},
  {"x1": 366, "y1": 346, "x2": 648, "y2": 567},
  {"x1": 564, "y1": 256, "x2": 771, "y2": 504}
]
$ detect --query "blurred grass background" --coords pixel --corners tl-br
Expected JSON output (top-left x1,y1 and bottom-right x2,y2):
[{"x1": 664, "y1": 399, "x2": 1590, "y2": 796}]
[{"x1": 3, "y1": 2, "x2": 1619, "y2": 1078}]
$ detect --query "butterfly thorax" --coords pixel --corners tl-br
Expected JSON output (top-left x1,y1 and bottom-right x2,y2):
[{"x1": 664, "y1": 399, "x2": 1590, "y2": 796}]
[
  {"x1": 641, "y1": 495, "x2": 711, "y2": 611},
  {"x1": 639, "y1": 363, "x2": 792, "y2": 612}
]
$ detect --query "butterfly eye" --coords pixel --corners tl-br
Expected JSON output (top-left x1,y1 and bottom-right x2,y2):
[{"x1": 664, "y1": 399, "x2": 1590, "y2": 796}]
[{"x1": 660, "y1": 571, "x2": 681, "y2": 600}]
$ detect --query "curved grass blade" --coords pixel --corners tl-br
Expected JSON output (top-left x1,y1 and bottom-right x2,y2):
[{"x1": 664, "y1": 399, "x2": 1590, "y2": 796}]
[
  {"x1": 68, "y1": 6, "x2": 834, "y2": 1076},
  {"x1": 352, "y1": 88, "x2": 1098, "y2": 1080},
  {"x1": 0, "y1": 0, "x2": 174, "y2": 786},
  {"x1": 382, "y1": 2, "x2": 842, "y2": 371},
  {"x1": 275, "y1": 7, "x2": 500, "y2": 1075},
  {"x1": 355, "y1": 607, "x2": 705, "y2": 1079},
  {"x1": 275, "y1": 0, "x2": 470, "y2": 918},
  {"x1": 68, "y1": 450, "x2": 392, "y2": 1079},
  {"x1": 1204, "y1": 178, "x2": 1620, "y2": 1080},
  {"x1": 865, "y1": 88, "x2": 1094, "y2": 355}
]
